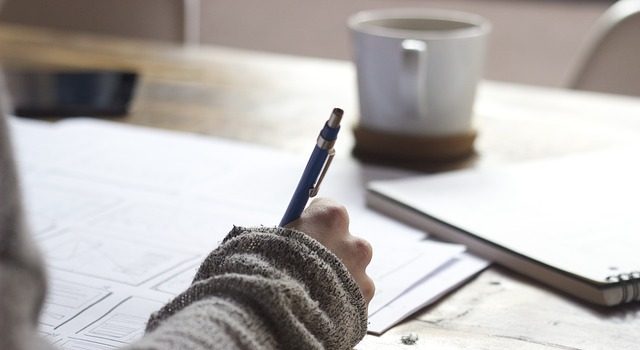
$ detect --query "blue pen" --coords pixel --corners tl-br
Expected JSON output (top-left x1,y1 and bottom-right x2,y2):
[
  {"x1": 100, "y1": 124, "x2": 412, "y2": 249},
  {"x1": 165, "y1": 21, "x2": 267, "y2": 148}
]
[{"x1": 279, "y1": 108, "x2": 343, "y2": 226}]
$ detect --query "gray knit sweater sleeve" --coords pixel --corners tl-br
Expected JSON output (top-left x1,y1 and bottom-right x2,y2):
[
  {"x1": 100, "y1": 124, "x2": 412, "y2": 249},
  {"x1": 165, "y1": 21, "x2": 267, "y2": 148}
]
[
  {"x1": 0, "y1": 88, "x2": 51, "y2": 350},
  {"x1": 128, "y1": 226, "x2": 368, "y2": 350}
]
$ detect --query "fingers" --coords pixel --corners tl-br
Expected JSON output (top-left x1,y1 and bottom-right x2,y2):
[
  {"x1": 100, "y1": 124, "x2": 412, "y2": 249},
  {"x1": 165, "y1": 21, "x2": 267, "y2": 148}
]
[
  {"x1": 344, "y1": 237, "x2": 375, "y2": 303},
  {"x1": 286, "y1": 197, "x2": 376, "y2": 304},
  {"x1": 338, "y1": 237, "x2": 375, "y2": 303},
  {"x1": 351, "y1": 237, "x2": 373, "y2": 268},
  {"x1": 286, "y1": 198, "x2": 349, "y2": 248},
  {"x1": 356, "y1": 274, "x2": 376, "y2": 304},
  {"x1": 295, "y1": 197, "x2": 349, "y2": 232}
]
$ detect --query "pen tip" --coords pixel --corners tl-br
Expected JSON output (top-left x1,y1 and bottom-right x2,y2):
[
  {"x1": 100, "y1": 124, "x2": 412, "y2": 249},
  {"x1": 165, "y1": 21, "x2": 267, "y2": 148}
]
[{"x1": 332, "y1": 108, "x2": 344, "y2": 117}]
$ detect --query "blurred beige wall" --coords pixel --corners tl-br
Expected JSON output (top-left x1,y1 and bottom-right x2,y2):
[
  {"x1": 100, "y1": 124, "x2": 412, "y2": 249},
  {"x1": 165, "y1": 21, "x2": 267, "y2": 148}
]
[
  {"x1": 199, "y1": 0, "x2": 610, "y2": 87},
  {"x1": 0, "y1": 0, "x2": 612, "y2": 87},
  {"x1": 0, "y1": 0, "x2": 186, "y2": 42}
]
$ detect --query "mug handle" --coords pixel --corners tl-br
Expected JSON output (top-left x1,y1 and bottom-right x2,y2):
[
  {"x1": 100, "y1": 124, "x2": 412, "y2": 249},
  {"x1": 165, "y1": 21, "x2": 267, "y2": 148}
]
[{"x1": 401, "y1": 39, "x2": 428, "y2": 120}]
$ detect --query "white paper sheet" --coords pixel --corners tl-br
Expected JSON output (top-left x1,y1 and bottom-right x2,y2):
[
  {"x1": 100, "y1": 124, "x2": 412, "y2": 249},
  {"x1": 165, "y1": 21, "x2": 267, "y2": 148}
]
[
  {"x1": 367, "y1": 253, "x2": 488, "y2": 334},
  {"x1": 9, "y1": 117, "x2": 486, "y2": 348}
]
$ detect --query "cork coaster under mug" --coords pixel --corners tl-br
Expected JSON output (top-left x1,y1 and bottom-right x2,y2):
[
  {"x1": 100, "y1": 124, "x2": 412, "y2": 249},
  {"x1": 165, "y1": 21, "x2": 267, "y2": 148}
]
[{"x1": 352, "y1": 125, "x2": 477, "y2": 163}]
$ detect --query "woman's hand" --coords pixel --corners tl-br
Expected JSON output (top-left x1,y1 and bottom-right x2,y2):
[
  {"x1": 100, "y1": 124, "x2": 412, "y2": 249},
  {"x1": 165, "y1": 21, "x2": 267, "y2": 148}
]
[{"x1": 287, "y1": 198, "x2": 375, "y2": 305}]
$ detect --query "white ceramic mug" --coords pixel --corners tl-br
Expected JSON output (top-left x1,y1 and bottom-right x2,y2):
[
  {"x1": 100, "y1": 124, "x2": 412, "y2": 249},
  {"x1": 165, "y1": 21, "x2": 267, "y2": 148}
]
[{"x1": 349, "y1": 9, "x2": 490, "y2": 136}]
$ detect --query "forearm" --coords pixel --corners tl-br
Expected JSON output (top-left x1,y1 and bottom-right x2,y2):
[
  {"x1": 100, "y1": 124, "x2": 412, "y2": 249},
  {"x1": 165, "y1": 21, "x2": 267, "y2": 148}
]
[
  {"x1": 129, "y1": 226, "x2": 367, "y2": 350},
  {"x1": 0, "y1": 105, "x2": 50, "y2": 350}
]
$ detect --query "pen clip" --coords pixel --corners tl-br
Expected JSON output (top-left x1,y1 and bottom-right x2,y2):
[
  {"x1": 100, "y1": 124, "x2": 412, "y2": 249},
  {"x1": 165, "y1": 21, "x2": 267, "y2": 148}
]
[{"x1": 309, "y1": 148, "x2": 335, "y2": 197}]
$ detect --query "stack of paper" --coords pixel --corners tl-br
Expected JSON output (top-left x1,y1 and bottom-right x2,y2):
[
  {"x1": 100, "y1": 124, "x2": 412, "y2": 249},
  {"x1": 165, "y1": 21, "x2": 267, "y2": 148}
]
[{"x1": 9, "y1": 117, "x2": 487, "y2": 348}]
